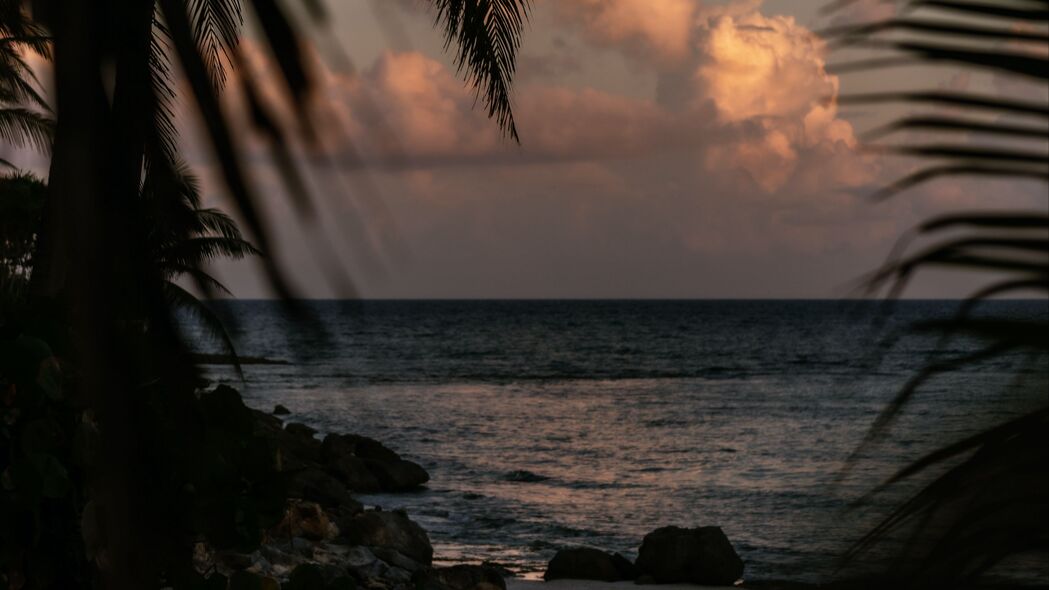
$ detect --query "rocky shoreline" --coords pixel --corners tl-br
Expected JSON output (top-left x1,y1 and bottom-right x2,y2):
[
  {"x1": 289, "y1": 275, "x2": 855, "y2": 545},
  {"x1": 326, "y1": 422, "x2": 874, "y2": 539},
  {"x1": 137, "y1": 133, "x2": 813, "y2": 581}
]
[{"x1": 197, "y1": 385, "x2": 748, "y2": 590}]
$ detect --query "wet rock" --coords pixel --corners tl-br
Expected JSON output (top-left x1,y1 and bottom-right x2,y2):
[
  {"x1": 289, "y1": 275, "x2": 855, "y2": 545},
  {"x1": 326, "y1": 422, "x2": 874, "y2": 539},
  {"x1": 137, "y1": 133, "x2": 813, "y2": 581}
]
[
  {"x1": 414, "y1": 565, "x2": 506, "y2": 590},
  {"x1": 365, "y1": 458, "x2": 429, "y2": 491},
  {"x1": 271, "y1": 500, "x2": 338, "y2": 541},
  {"x1": 321, "y1": 434, "x2": 429, "y2": 492},
  {"x1": 322, "y1": 434, "x2": 400, "y2": 464},
  {"x1": 273, "y1": 404, "x2": 291, "y2": 416},
  {"x1": 480, "y1": 561, "x2": 515, "y2": 578},
  {"x1": 385, "y1": 567, "x2": 413, "y2": 584},
  {"x1": 252, "y1": 411, "x2": 320, "y2": 467},
  {"x1": 284, "y1": 563, "x2": 357, "y2": 590},
  {"x1": 352, "y1": 558, "x2": 389, "y2": 584},
  {"x1": 502, "y1": 470, "x2": 549, "y2": 483},
  {"x1": 229, "y1": 571, "x2": 280, "y2": 590},
  {"x1": 260, "y1": 544, "x2": 306, "y2": 569},
  {"x1": 372, "y1": 546, "x2": 426, "y2": 573},
  {"x1": 635, "y1": 525, "x2": 743, "y2": 585},
  {"x1": 338, "y1": 509, "x2": 433, "y2": 565},
  {"x1": 287, "y1": 467, "x2": 361, "y2": 510},
  {"x1": 343, "y1": 545, "x2": 379, "y2": 569},
  {"x1": 286, "y1": 422, "x2": 318, "y2": 439},
  {"x1": 328, "y1": 455, "x2": 383, "y2": 493},
  {"x1": 611, "y1": 552, "x2": 639, "y2": 580},
  {"x1": 543, "y1": 547, "x2": 629, "y2": 582}
]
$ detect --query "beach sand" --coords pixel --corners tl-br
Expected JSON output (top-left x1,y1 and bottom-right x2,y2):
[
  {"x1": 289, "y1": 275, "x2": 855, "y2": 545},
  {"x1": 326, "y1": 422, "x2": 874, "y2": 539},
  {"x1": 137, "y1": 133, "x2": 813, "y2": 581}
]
[{"x1": 507, "y1": 581, "x2": 736, "y2": 590}]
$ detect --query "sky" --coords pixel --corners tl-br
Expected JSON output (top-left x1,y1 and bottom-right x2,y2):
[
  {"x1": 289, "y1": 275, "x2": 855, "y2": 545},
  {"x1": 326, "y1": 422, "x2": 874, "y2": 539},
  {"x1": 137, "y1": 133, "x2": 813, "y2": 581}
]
[{"x1": 6, "y1": 0, "x2": 1046, "y2": 299}]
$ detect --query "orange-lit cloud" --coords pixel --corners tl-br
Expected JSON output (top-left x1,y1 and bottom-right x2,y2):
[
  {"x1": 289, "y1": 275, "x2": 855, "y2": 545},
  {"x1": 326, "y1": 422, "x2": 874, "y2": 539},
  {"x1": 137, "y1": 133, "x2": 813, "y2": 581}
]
[
  {"x1": 552, "y1": 0, "x2": 698, "y2": 63},
  {"x1": 179, "y1": 0, "x2": 1043, "y2": 299}
]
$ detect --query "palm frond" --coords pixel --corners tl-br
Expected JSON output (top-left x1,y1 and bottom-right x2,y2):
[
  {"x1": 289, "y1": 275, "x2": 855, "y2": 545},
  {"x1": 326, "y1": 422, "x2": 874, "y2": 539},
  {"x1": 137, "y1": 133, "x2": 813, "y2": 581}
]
[
  {"x1": 162, "y1": 280, "x2": 243, "y2": 377},
  {"x1": 0, "y1": 107, "x2": 52, "y2": 152},
  {"x1": 430, "y1": 0, "x2": 530, "y2": 142},
  {"x1": 0, "y1": 35, "x2": 53, "y2": 60},
  {"x1": 157, "y1": 236, "x2": 261, "y2": 270},
  {"x1": 824, "y1": 0, "x2": 1049, "y2": 584},
  {"x1": 188, "y1": 0, "x2": 243, "y2": 90}
]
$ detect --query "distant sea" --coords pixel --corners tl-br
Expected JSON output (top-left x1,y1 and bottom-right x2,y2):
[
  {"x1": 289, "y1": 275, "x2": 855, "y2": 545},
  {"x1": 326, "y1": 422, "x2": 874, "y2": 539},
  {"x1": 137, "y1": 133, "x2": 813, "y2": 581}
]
[{"x1": 181, "y1": 300, "x2": 1048, "y2": 583}]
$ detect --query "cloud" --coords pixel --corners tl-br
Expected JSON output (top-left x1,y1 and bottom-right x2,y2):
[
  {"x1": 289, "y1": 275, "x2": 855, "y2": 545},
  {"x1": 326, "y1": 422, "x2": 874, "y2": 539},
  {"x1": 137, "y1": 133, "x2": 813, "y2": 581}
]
[
  {"x1": 552, "y1": 0, "x2": 698, "y2": 63},
  {"x1": 197, "y1": 0, "x2": 1024, "y2": 299}
]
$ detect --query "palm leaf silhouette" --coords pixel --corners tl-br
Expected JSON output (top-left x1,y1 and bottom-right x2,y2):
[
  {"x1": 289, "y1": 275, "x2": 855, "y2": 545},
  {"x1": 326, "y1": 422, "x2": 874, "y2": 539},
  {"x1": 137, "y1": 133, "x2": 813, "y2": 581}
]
[
  {"x1": 16, "y1": 1, "x2": 532, "y2": 586},
  {"x1": 824, "y1": 0, "x2": 1049, "y2": 586}
]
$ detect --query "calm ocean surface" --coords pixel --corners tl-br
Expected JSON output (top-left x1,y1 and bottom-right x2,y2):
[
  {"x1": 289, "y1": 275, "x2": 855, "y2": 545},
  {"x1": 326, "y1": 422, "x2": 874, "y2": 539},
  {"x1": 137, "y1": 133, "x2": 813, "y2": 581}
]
[{"x1": 182, "y1": 300, "x2": 1048, "y2": 583}]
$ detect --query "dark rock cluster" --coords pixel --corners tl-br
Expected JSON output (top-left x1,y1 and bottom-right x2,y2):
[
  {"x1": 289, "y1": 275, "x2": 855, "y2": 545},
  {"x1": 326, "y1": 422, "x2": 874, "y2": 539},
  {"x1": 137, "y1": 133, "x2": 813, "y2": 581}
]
[
  {"x1": 543, "y1": 525, "x2": 744, "y2": 586},
  {"x1": 194, "y1": 386, "x2": 501, "y2": 590}
]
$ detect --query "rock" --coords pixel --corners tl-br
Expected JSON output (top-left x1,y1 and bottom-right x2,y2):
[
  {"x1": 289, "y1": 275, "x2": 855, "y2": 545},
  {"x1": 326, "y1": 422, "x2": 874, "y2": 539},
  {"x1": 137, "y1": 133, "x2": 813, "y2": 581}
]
[
  {"x1": 320, "y1": 433, "x2": 430, "y2": 493},
  {"x1": 611, "y1": 552, "x2": 639, "y2": 580},
  {"x1": 271, "y1": 500, "x2": 338, "y2": 541},
  {"x1": 480, "y1": 561, "x2": 515, "y2": 578},
  {"x1": 385, "y1": 567, "x2": 413, "y2": 584},
  {"x1": 284, "y1": 563, "x2": 357, "y2": 590},
  {"x1": 338, "y1": 509, "x2": 433, "y2": 565},
  {"x1": 323, "y1": 433, "x2": 401, "y2": 464},
  {"x1": 286, "y1": 422, "x2": 318, "y2": 439},
  {"x1": 351, "y1": 558, "x2": 389, "y2": 583},
  {"x1": 252, "y1": 411, "x2": 320, "y2": 467},
  {"x1": 290, "y1": 537, "x2": 315, "y2": 556},
  {"x1": 260, "y1": 544, "x2": 306, "y2": 569},
  {"x1": 251, "y1": 408, "x2": 284, "y2": 429},
  {"x1": 365, "y1": 458, "x2": 429, "y2": 491},
  {"x1": 273, "y1": 404, "x2": 291, "y2": 415},
  {"x1": 228, "y1": 571, "x2": 280, "y2": 590},
  {"x1": 328, "y1": 455, "x2": 383, "y2": 493},
  {"x1": 635, "y1": 526, "x2": 743, "y2": 585},
  {"x1": 343, "y1": 545, "x2": 379, "y2": 569},
  {"x1": 543, "y1": 547, "x2": 629, "y2": 582},
  {"x1": 287, "y1": 467, "x2": 361, "y2": 510},
  {"x1": 372, "y1": 546, "x2": 426, "y2": 573},
  {"x1": 634, "y1": 573, "x2": 656, "y2": 585},
  {"x1": 414, "y1": 565, "x2": 506, "y2": 590}
]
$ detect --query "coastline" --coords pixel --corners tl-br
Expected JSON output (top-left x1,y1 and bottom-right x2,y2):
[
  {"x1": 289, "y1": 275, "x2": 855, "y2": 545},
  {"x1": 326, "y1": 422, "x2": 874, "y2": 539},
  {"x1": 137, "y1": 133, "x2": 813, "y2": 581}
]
[
  {"x1": 192, "y1": 383, "x2": 760, "y2": 589},
  {"x1": 508, "y1": 582, "x2": 737, "y2": 590}
]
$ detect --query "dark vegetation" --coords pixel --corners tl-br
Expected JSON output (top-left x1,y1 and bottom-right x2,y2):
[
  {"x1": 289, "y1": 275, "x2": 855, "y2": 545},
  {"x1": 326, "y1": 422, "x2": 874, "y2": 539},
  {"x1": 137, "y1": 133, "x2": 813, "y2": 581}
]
[
  {"x1": 0, "y1": 0, "x2": 1044, "y2": 588},
  {"x1": 0, "y1": 0, "x2": 529, "y2": 588},
  {"x1": 824, "y1": 0, "x2": 1048, "y2": 587}
]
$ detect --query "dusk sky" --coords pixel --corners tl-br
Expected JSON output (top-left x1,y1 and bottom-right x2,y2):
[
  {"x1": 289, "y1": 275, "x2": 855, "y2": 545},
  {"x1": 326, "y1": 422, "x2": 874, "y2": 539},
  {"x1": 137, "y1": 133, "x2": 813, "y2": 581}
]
[{"x1": 9, "y1": 0, "x2": 1048, "y2": 298}]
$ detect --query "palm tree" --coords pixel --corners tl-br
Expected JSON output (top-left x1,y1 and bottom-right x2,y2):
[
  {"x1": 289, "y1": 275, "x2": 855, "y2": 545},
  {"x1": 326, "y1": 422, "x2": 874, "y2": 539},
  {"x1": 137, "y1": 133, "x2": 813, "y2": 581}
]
[
  {"x1": 3, "y1": 1, "x2": 532, "y2": 589},
  {"x1": 822, "y1": 1, "x2": 1048, "y2": 586},
  {"x1": 0, "y1": 1, "x2": 51, "y2": 166},
  {"x1": 141, "y1": 160, "x2": 259, "y2": 367},
  {"x1": 0, "y1": 172, "x2": 44, "y2": 308}
]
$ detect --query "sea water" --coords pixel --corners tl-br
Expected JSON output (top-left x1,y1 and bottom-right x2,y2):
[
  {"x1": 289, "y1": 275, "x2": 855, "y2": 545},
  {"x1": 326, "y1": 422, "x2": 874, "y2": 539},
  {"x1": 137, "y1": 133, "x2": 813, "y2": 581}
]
[{"x1": 181, "y1": 300, "x2": 1048, "y2": 582}]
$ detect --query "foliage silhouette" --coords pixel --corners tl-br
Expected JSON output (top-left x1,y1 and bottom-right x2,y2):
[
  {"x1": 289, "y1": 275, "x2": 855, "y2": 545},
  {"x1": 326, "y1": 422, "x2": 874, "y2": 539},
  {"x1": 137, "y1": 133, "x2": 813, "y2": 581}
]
[
  {"x1": 824, "y1": 0, "x2": 1048, "y2": 586},
  {"x1": 1, "y1": 0, "x2": 531, "y2": 589}
]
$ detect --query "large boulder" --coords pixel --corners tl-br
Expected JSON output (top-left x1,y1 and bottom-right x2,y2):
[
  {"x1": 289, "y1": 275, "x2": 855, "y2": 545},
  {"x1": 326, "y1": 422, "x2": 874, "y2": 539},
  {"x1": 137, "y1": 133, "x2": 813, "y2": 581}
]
[
  {"x1": 321, "y1": 433, "x2": 430, "y2": 492},
  {"x1": 252, "y1": 410, "x2": 321, "y2": 467},
  {"x1": 414, "y1": 565, "x2": 506, "y2": 590},
  {"x1": 283, "y1": 563, "x2": 356, "y2": 590},
  {"x1": 286, "y1": 467, "x2": 360, "y2": 511},
  {"x1": 322, "y1": 433, "x2": 399, "y2": 464},
  {"x1": 366, "y1": 458, "x2": 429, "y2": 491},
  {"x1": 635, "y1": 526, "x2": 743, "y2": 585},
  {"x1": 543, "y1": 547, "x2": 633, "y2": 582},
  {"x1": 338, "y1": 509, "x2": 433, "y2": 565},
  {"x1": 327, "y1": 455, "x2": 383, "y2": 493}
]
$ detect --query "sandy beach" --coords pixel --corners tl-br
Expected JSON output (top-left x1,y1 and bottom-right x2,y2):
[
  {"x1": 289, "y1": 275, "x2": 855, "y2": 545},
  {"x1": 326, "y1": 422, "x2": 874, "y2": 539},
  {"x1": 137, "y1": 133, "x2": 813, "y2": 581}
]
[{"x1": 507, "y1": 581, "x2": 736, "y2": 590}]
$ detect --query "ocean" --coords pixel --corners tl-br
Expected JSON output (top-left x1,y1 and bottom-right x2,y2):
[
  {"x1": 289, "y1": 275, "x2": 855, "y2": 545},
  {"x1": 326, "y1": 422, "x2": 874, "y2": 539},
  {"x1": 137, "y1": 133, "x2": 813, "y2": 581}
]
[{"x1": 181, "y1": 300, "x2": 1048, "y2": 583}]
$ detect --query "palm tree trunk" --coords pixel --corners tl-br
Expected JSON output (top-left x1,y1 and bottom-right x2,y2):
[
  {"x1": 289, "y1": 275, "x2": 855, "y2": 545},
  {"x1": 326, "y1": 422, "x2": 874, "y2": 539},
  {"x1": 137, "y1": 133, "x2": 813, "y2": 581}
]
[{"x1": 34, "y1": 1, "x2": 159, "y2": 587}]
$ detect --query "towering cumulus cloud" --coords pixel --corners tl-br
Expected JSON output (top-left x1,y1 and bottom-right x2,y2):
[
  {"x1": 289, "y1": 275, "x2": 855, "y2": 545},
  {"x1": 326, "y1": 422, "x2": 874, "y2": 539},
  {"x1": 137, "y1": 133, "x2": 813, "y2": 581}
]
[{"x1": 553, "y1": 0, "x2": 868, "y2": 193}]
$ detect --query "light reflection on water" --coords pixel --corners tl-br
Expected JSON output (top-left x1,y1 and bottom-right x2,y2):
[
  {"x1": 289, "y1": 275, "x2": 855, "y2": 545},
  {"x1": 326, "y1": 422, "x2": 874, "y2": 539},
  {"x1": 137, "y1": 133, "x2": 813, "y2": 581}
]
[{"x1": 184, "y1": 301, "x2": 1046, "y2": 583}]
